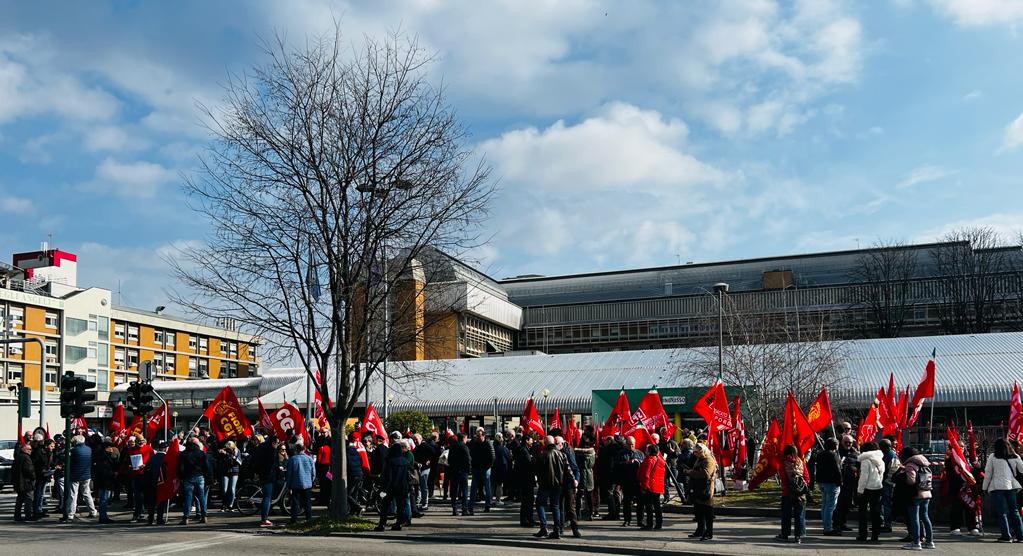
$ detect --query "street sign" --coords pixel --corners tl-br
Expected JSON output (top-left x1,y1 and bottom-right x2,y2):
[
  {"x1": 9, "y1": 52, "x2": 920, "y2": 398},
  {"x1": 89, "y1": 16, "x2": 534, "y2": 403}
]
[{"x1": 141, "y1": 360, "x2": 155, "y2": 382}]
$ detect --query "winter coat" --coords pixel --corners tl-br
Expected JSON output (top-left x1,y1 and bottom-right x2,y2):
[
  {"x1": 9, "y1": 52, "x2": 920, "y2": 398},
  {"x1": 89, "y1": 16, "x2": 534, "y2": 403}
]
[
  {"x1": 595, "y1": 442, "x2": 619, "y2": 487},
  {"x1": 903, "y1": 454, "x2": 932, "y2": 499},
  {"x1": 815, "y1": 449, "x2": 842, "y2": 485},
  {"x1": 639, "y1": 453, "x2": 666, "y2": 494},
  {"x1": 252, "y1": 441, "x2": 279, "y2": 483},
  {"x1": 511, "y1": 441, "x2": 535, "y2": 487},
  {"x1": 468, "y1": 438, "x2": 495, "y2": 471},
  {"x1": 983, "y1": 454, "x2": 1023, "y2": 492},
  {"x1": 574, "y1": 447, "x2": 596, "y2": 491},
  {"x1": 689, "y1": 451, "x2": 717, "y2": 506},
  {"x1": 561, "y1": 444, "x2": 580, "y2": 487},
  {"x1": 857, "y1": 450, "x2": 884, "y2": 494},
  {"x1": 413, "y1": 440, "x2": 438, "y2": 469},
  {"x1": 178, "y1": 443, "x2": 208, "y2": 479},
  {"x1": 13, "y1": 449, "x2": 35, "y2": 493},
  {"x1": 92, "y1": 450, "x2": 119, "y2": 491},
  {"x1": 31, "y1": 444, "x2": 51, "y2": 481},
  {"x1": 381, "y1": 447, "x2": 412, "y2": 496},
  {"x1": 535, "y1": 445, "x2": 568, "y2": 490},
  {"x1": 144, "y1": 452, "x2": 166, "y2": 489},
  {"x1": 492, "y1": 444, "x2": 511, "y2": 483},
  {"x1": 345, "y1": 444, "x2": 364, "y2": 481},
  {"x1": 614, "y1": 447, "x2": 643, "y2": 488},
  {"x1": 780, "y1": 455, "x2": 808, "y2": 504},
  {"x1": 68, "y1": 443, "x2": 92, "y2": 482},
  {"x1": 286, "y1": 452, "x2": 316, "y2": 490},
  {"x1": 446, "y1": 441, "x2": 472, "y2": 475}
]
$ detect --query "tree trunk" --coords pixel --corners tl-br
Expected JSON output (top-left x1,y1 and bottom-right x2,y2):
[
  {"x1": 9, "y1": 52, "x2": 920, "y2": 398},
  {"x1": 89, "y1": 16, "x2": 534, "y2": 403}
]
[{"x1": 328, "y1": 422, "x2": 350, "y2": 519}]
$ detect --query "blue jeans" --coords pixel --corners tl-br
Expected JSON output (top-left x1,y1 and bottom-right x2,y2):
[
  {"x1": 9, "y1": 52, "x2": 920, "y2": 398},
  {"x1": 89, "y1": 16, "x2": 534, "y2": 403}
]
[
  {"x1": 260, "y1": 481, "x2": 275, "y2": 522},
  {"x1": 471, "y1": 468, "x2": 491, "y2": 511},
  {"x1": 881, "y1": 483, "x2": 894, "y2": 527},
  {"x1": 781, "y1": 496, "x2": 806, "y2": 538},
  {"x1": 221, "y1": 475, "x2": 238, "y2": 508},
  {"x1": 992, "y1": 489, "x2": 1023, "y2": 540},
  {"x1": 418, "y1": 469, "x2": 431, "y2": 507},
  {"x1": 33, "y1": 481, "x2": 47, "y2": 514},
  {"x1": 97, "y1": 489, "x2": 111, "y2": 521},
  {"x1": 290, "y1": 488, "x2": 312, "y2": 522},
  {"x1": 819, "y1": 482, "x2": 840, "y2": 532},
  {"x1": 451, "y1": 472, "x2": 469, "y2": 513},
  {"x1": 131, "y1": 476, "x2": 145, "y2": 517},
  {"x1": 906, "y1": 498, "x2": 933, "y2": 544},
  {"x1": 536, "y1": 488, "x2": 561, "y2": 528},
  {"x1": 182, "y1": 475, "x2": 207, "y2": 519}
]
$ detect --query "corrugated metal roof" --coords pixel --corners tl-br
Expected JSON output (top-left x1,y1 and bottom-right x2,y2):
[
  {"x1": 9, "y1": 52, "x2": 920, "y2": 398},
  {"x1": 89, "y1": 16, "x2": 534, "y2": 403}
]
[
  {"x1": 256, "y1": 332, "x2": 1023, "y2": 416},
  {"x1": 109, "y1": 372, "x2": 305, "y2": 403}
]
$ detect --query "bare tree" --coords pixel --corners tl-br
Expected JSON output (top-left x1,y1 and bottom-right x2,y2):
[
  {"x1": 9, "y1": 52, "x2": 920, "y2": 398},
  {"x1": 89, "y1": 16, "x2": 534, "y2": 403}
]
[
  {"x1": 849, "y1": 240, "x2": 919, "y2": 338},
  {"x1": 169, "y1": 28, "x2": 493, "y2": 518},
  {"x1": 678, "y1": 293, "x2": 849, "y2": 442},
  {"x1": 929, "y1": 227, "x2": 1010, "y2": 334}
]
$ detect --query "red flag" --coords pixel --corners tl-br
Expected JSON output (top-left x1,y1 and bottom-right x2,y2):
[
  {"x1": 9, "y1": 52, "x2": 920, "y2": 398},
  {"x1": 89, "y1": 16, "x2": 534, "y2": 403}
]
[
  {"x1": 626, "y1": 390, "x2": 677, "y2": 439},
  {"x1": 693, "y1": 380, "x2": 732, "y2": 433},
  {"x1": 599, "y1": 390, "x2": 631, "y2": 438},
  {"x1": 145, "y1": 403, "x2": 168, "y2": 441},
  {"x1": 896, "y1": 387, "x2": 909, "y2": 429},
  {"x1": 564, "y1": 416, "x2": 579, "y2": 448},
  {"x1": 109, "y1": 403, "x2": 125, "y2": 433},
  {"x1": 202, "y1": 386, "x2": 253, "y2": 440},
  {"x1": 749, "y1": 418, "x2": 782, "y2": 489},
  {"x1": 946, "y1": 425, "x2": 976, "y2": 485},
  {"x1": 1009, "y1": 382, "x2": 1023, "y2": 442},
  {"x1": 967, "y1": 421, "x2": 978, "y2": 463},
  {"x1": 155, "y1": 438, "x2": 181, "y2": 504},
  {"x1": 887, "y1": 373, "x2": 897, "y2": 417},
  {"x1": 359, "y1": 402, "x2": 388, "y2": 444},
  {"x1": 257, "y1": 398, "x2": 277, "y2": 433},
  {"x1": 271, "y1": 401, "x2": 309, "y2": 446},
  {"x1": 520, "y1": 398, "x2": 545, "y2": 437},
  {"x1": 730, "y1": 396, "x2": 747, "y2": 476},
  {"x1": 71, "y1": 416, "x2": 88, "y2": 431},
  {"x1": 805, "y1": 387, "x2": 833, "y2": 434},
  {"x1": 116, "y1": 415, "x2": 144, "y2": 447},
  {"x1": 550, "y1": 408, "x2": 561, "y2": 432},
  {"x1": 351, "y1": 432, "x2": 371, "y2": 473},
  {"x1": 782, "y1": 391, "x2": 815, "y2": 454},
  {"x1": 629, "y1": 423, "x2": 656, "y2": 450},
  {"x1": 907, "y1": 359, "x2": 936, "y2": 427},
  {"x1": 713, "y1": 429, "x2": 733, "y2": 468}
]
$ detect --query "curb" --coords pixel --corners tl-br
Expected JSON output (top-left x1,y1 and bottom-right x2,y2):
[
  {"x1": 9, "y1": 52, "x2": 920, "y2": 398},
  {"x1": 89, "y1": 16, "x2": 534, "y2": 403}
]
[{"x1": 327, "y1": 532, "x2": 718, "y2": 556}]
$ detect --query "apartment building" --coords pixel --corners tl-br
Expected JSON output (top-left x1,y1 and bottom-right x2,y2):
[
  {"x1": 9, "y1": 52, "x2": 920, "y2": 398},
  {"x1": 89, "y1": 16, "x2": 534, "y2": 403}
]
[{"x1": 0, "y1": 246, "x2": 260, "y2": 437}]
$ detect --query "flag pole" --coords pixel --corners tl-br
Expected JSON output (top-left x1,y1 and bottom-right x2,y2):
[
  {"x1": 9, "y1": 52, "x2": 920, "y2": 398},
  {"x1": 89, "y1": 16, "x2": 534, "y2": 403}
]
[{"x1": 927, "y1": 348, "x2": 937, "y2": 447}]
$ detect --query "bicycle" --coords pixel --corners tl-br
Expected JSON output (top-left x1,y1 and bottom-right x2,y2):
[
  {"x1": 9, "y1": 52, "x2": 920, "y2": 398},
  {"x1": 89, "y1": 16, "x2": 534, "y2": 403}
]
[{"x1": 236, "y1": 479, "x2": 292, "y2": 517}]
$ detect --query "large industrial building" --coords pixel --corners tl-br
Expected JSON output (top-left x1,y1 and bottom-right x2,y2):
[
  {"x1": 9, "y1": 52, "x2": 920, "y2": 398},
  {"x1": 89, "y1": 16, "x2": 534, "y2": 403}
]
[{"x1": 0, "y1": 246, "x2": 261, "y2": 438}]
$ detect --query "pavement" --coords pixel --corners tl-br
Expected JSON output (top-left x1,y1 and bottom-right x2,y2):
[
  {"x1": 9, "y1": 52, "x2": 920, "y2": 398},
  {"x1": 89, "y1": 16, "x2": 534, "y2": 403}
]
[{"x1": 0, "y1": 491, "x2": 1018, "y2": 555}]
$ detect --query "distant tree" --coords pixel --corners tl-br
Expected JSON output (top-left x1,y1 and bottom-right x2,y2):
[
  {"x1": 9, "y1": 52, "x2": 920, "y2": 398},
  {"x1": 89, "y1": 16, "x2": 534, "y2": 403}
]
[
  {"x1": 929, "y1": 227, "x2": 1011, "y2": 334},
  {"x1": 386, "y1": 410, "x2": 432, "y2": 436},
  {"x1": 849, "y1": 240, "x2": 919, "y2": 338}
]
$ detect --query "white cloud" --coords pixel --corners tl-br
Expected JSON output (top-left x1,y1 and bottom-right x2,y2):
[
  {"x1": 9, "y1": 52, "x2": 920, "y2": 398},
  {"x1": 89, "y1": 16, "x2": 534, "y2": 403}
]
[
  {"x1": 962, "y1": 89, "x2": 983, "y2": 102},
  {"x1": 0, "y1": 196, "x2": 33, "y2": 213},
  {"x1": 84, "y1": 125, "x2": 147, "y2": 152},
  {"x1": 86, "y1": 158, "x2": 177, "y2": 198},
  {"x1": 913, "y1": 212, "x2": 1023, "y2": 243},
  {"x1": 72, "y1": 240, "x2": 201, "y2": 312},
  {"x1": 931, "y1": 0, "x2": 1023, "y2": 26},
  {"x1": 896, "y1": 165, "x2": 956, "y2": 189},
  {"x1": 1000, "y1": 111, "x2": 1023, "y2": 152}
]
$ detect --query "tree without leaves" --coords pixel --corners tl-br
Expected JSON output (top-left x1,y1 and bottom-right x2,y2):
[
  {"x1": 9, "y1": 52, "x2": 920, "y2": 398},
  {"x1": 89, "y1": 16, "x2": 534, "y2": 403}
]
[
  {"x1": 169, "y1": 28, "x2": 493, "y2": 518},
  {"x1": 849, "y1": 240, "x2": 919, "y2": 338},
  {"x1": 929, "y1": 227, "x2": 1011, "y2": 334}
]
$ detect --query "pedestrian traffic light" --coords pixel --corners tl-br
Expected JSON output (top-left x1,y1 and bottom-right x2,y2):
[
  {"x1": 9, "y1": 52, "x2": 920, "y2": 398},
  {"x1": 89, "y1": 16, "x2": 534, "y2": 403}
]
[
  {"x1": 18, "y1": 385, "x2": 31, "y2": 418},
  {"x1": 59, "y1": 372, "x2": 96, "y2": 418},
  {"x1": 125, "y1": 380, "x2": 155, "y2": 415},
  {"x1": 60, "y1": 372, "x2": 78, "y2": 418}
]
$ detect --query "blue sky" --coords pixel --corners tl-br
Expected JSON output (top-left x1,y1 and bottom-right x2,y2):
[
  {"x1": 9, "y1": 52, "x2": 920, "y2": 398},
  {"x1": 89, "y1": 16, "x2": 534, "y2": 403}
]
[{"x1": 1, "y1": 0, "x2": 1022, "y2": 312}]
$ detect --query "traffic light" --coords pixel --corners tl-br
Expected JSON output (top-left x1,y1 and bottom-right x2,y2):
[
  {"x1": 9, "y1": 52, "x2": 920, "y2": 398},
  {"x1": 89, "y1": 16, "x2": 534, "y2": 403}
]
[
  {"x1": 59, "y1": 372, "x2": 96, "y2": 418},
  {"x1": 18, "y1": 385, "x2": 31, "y2": 418},
  {"x1": 125, "y1": 380, "x2": 155, "y2": 415}
]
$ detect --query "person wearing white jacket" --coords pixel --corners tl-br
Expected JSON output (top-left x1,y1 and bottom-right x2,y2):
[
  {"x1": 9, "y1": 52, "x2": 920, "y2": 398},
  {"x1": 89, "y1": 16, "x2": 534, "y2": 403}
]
[
  {"x1": 856, "y1": 441, "x2": 884, "y2": 542},
  {"x1": 983, "y1": 438, "x2": 1023, "y2": 542}
]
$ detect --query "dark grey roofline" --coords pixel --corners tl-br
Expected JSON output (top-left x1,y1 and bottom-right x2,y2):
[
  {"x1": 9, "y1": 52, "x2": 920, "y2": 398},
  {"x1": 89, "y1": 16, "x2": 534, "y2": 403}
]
[{"x1": 498, "y1": 240, "x2": 967, "y2": 284}]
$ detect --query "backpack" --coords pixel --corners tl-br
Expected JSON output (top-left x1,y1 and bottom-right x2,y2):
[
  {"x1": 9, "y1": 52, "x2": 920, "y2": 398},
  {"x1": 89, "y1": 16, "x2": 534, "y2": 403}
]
[
  {"x1": 913, "y1": 464, "x2": 933, "y2": 492},
  {"x1": 789, "y1": 466, "x2": 808, "y2": 497}
]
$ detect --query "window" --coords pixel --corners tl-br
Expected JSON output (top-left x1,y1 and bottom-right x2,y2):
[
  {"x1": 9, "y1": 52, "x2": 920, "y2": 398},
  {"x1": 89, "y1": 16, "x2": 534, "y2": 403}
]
[
  {"x1": 153, "y1": 353, "x2": 164, "y2": 371},
  {"x1": 128, "y1": 325, "x2": 139, "y2": 342},
  {"x1": 9, "y1": 307, "x2": 24, "y2": 328},
  {"x1": 250, "y1": 345, "x2": 257, "y2": 359},
  {"x1": 114, "y1": 348, "x2": 125, "y2": 369},
  {"x1": 96, "y1": 369, "x2": 108, "y2": 391},
  {"x1": 226, "y1": 362, "x2": 238, "y2": 378},
  {"x1": 114, "y1": 323, "x2": 125, "y2": 339},
  {"x1": 166, "y1": 332, "x2": 175, "y2": 348},
  {"x1": 165, "y1": 355, "x2": 176, "y2": 371},
  {"x1": 97, "y1": 343, "x2": 109, "y2": 367},
  {"x1": 44, "y1": 369, "x2": 57, "y2": 385},
  {"x1": 45, "y1": 312, "x2": 59, "y2": 329},
  {"x1": 127, "y1": 349, "x2": 139, "y2": 369},
  {"x1": 87, "y1": 341, "x2": 98, "y2": 359},
  {"x1": 199, "y1": 358, "x2": 208, "y2": 377},
  {"x1": 229, "y1": 341, "x2": 238, "y2": 356},
  {"x1": 188, "y1": 335, "x2": 197, "y2": 351},
  {"x1": 44, "y1": 342, "x2": 58, "y2": 360},
  {"x1": 65, "y1": 345, "x2": 88, "y2": 364},
  {"x1": 188, "y1": 357, "x2": 198, "y2": 377},
  {"x1": 219, "y1": 340, "x2": 226, "y2": 355},
  {"x1": 98, "y1": 317, "x2": 109, "y2": 338},
  {"x1": 8, "y1": 364, "x2": 23, "y2": 382},
  {"x1": 88, "y1": 317, "x2": 97, "y2": 332},
  {"x1": 113, "y1": 373, "x2": 126, "y2": 386},
  {"x1": 66, "y1": 317, "x2": 88, "y2": 336},
  {"x1": 154, "y1": 330, "x2": 164, "y2": 345},
  {"x1": 9, "y1": 344, "x2": 23, "y2": 356},
  {"x1": 199, "y1": 337, "x2": 208, "y2": 353}
]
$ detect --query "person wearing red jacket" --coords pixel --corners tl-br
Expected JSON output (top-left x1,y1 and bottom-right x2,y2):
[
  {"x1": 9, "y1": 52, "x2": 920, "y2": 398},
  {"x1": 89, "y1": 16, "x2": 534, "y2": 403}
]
[
  {"x1": 125, "y1": 435, "x2": 153, "y2": 523},
  {"x1": 638, "y1": 443, "x2": 666, "y2": 530}
]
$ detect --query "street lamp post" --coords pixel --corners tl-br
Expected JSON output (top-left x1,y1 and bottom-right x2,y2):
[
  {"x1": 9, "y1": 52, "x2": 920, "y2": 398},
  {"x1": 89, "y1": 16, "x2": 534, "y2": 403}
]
[
  {"x1": 713, "y1": 283, "x2": 729, "y2": 379},
  {"x1": 542, "y1": 388, "x2": 550, "y2": 431}
]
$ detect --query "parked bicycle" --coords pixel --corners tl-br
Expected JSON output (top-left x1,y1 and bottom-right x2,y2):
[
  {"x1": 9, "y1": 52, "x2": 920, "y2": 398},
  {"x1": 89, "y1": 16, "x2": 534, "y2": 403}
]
[{"x1": 235, "y1": 479, "x2": 292, "y2": 517}]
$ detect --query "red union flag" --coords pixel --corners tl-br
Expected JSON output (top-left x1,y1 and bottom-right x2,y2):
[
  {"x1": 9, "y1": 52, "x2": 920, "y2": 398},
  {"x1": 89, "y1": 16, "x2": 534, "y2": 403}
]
[
  {"x1": 145, "y1": 403, "x2": 168, "y2": 441},
  {"x1": 625, "y1": 390, "x2": 677, "y2": 439},
  {"x1": 155, "y1": 438, "x2": 181, "y2": 504},
  {"x1": 805, "y1": 387, "x2": 833, "y2": 434},
  {"x1": 359, "y1": 402, "x2": 388, "y2": 444},
  {"x1": 71, "y1": 416, "x2": 88, "y2": 430},
  {"x1": 274, "y1": 400, "x2": 309, "y2": 446},
  {"x1": 257, "y1": 398, "x2": 277, "y2": 433},
  {"x1": 907, "y1": 358, "x2": 936, "y2": 426},
  {"x1": 947, "y1": 425, "x2": 976, "y2": 485},
  {"x1": 749, "y1": 418, "x2": 782, "y2": 490},
  {"x1": 693, "y1": 380, "x2": 732, "y2": 433},
  {"x1": 202, "y1": 386, "x2": 253, "y2": 440},
  {"x1": 116, "y1": 415, "x2": 144, "y2": 447},
  {"x1": 1010, "y1": 382, "x2": 1023, "y2": 442},
  {"x1": 599, "y1": 390, "x2": 631, "y2": 439},
  {"x1": 730, "y1": 395, "x2": 747, "y2": 475},
  {"x1": 550, "y1": 408, "x2": 561, "y2": 432},
  {"x1": 521, "y1": 398, "x2": 545, "y2": 437},
  {"x1": 782, "y1": 391, "x2": 815, "y2": 455},
  {"x1": 108, "y1": 403, "x2": 125, "y2": 433}
]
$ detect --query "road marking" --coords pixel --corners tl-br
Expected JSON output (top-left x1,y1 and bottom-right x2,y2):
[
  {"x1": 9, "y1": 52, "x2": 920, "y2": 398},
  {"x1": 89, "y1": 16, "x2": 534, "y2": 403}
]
[{"x1": 102, "y1": 533, "x2": 242, "y2": 556}]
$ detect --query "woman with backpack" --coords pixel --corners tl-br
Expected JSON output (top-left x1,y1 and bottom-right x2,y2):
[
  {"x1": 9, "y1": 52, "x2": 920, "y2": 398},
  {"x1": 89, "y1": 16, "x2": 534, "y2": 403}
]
[
  {"x1": 777, "y1": 444, "x2": 809, "y2": 544},
  {"x1": 898, "y1": 446, "x2": 934, "y2": 550},
  {"x1": 983, "y1": 438, "x2": 1023, "y2": 542}
]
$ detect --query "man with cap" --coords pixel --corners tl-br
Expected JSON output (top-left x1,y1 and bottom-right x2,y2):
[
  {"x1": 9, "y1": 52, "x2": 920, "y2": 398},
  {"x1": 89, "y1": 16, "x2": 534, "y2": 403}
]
[{"x1": 93, "y1": 439, "x2": 120, "y2": 524}]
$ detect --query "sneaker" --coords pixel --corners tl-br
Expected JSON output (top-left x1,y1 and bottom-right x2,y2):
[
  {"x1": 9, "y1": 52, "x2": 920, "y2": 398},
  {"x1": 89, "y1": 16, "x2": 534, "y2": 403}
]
[
  {"x1": 373, "y1": 525, "x2": 385, "y2": 532},
  {"x1": 922, "y1": 542, "x2": 936, "y2": 549},
  {"x1": 949, "y1": 529, "x2": 962, "y2": 536},
  {"x1": 902, "y1": 543, "x2": 922, "y2": 551},
  {"x1": 997, "y1": 536, "x2": 1013, "y2": 543},
  {"x1": 259, "y1": 520, "x2": 274, "y2": 527},
  {"x1": 969, "y1": 529, "x2": 981, "y2": 537},
  {"x1": 88, "y1": 513, "x2": 97, "y2": 518}
]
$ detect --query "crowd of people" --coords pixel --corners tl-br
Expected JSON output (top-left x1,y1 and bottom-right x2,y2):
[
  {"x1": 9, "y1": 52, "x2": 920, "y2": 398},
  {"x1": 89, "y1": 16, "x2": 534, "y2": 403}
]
[{"x1": 12, "y1": 419, "x2": 1023, "y2": 550}]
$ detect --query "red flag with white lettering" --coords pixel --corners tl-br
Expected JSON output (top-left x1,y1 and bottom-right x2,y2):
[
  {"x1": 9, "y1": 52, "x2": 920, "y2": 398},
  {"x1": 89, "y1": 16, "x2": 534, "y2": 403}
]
[
  {"x1": 108, "y1": 403, "x2": 125, "y2": 434},
  {"x1": 599, "y1": 390, "x2": 630, "y2": 439},
  {"x1": 521, "y1": 398, "x2": 545, "y2": 437},
  {"x1": 693, "y1": 380, "x2": 732, "y2": 433},
  {"x1": 155, "y1": 438, "x2": 181, "y2": 504},
  {"x1": 272, "y1": 400, "x2": 309, "y2": 446},
  {"x1": 145, "y1": 403, "x2": 168, "y2": 441},
  {"x1": 626, "y1": 389, "x2": 677, "y2": 439},
  {"x1": 202, "y1": 386, "x2": 253, "y2": 440},
  {"x1": 1009, "y1": 382, "x2": 1023, "y2": 442},
  {"x1": 359, "y1": 402, "x2": 388, "y2": 444}
]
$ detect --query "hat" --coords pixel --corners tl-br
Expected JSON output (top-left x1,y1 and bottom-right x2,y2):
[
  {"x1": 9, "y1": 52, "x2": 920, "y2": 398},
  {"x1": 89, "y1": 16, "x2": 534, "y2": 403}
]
[{"x1": 389, "y1": 431, "x2": 402, "y2": 441}]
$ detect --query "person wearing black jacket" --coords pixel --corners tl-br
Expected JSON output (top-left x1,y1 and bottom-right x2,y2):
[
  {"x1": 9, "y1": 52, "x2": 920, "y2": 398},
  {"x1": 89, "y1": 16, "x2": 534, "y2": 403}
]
[
  {"x1": 13, "y1": 443, "x2": 36, "y2": 522},
  {"x1": 345, "y1": 434, "x2": 365, "y2": 516},
  {"x1": 834, "y1": 435, "x2": 859, "y2": 534},
  {"x1": 92, "y1": 441, "x2": 120, "y2": 524},
  {"x1": 413, "y1": 434, "x2": 439, "y2": 510},
  {"x1": 816, "y1": 438, "x2": 843, "y2": 536},
  {"x1": 30, "y1": 436, "x2": 52, "y2": 518},
  {"x1": 447, "y1": 433, "x2": 472, "y2": 516},
  {"x1": 616, "y1": 436, "x2": 645, "y2": 527},
  {"x1": 558, "y1": 436, "x2": 582, "y2": 538},
  {"x1": 144, "y1": 442, "x2": 168, "y2": 525},
  {"x1": 374, "y1": 440, "x2": 412, "y2": 532},
  {"x1": 178, "y1": 438, "x2": 210, "y2": 525},
  {"x1": 253, "y1": 436, "x2": 281, "y2": 526},
  {"x1": 596, "y1": 436, "x2": 620, "y2": 520},
  {"x1": 512, "y1": 435, "x2": 536, "y2": 526},
  {"x1": 468, "y1": 428, "x2": 495, "y2": 514}
]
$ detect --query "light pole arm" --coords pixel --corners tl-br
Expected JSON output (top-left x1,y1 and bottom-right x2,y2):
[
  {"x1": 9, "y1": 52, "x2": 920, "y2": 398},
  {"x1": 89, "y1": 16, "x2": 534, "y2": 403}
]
[{"x1": 0, "y1": 337, "x2": 46, "y2": 427}]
